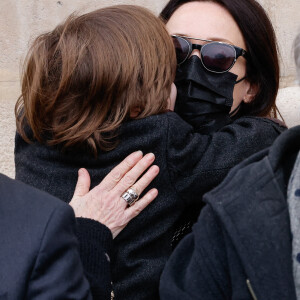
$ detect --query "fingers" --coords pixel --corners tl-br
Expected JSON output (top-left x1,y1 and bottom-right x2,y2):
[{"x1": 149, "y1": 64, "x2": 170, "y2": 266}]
[
  {"x1": 125, "y1": 188, "x2": 158, "y2": 220},
  {"x1": 130, "y1": 165, "x2": 159, "y2": 196},
  {"x1": 113, "y1": 153, "x2": 156, "y2": 195},
  {"x1": 99, "y1": 151, "x2": 143, "y2": 191},
  {"x1": 72, "y1": 168, "x2": 91, "y2": 198}
]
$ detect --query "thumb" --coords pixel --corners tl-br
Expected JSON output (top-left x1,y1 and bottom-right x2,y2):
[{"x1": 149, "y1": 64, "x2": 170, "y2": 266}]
[{"x1": 73, "y1": 168, "x2": 91, "y2": 198}]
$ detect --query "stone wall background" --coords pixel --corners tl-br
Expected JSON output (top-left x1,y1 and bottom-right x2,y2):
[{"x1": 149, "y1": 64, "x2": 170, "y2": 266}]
[{"x1": 0, "y1": 0, "x2": 300, "y2": 178}]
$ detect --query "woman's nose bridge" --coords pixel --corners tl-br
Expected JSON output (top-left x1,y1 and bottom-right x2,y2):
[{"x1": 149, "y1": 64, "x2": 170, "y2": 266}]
[{"x1": 190, "y1": 49, "x2": 201, "y2": 58}]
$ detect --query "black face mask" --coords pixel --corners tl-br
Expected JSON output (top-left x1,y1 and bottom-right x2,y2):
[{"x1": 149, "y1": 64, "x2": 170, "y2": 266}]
[{"x1": 175, "y1": 55, "x2": 243, "y2": 134}]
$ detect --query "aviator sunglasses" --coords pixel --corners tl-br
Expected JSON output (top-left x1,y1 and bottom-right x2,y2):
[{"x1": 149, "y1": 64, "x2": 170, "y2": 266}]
[{"x1": 172, "y1": 35, "x2": 248, "y2": 74}]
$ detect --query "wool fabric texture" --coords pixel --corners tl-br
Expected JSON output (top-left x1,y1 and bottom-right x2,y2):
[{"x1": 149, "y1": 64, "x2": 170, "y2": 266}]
[
  {"x1": 160, "y1": 126, "x2": 300, "y2": 300},
  {"x1": 15, "y1": 112, "x2": 285, "y2": 299}
]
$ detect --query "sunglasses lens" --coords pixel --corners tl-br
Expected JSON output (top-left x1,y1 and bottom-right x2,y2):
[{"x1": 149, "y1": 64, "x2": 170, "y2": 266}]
[
  {"x1": 201, "y1": 43, "x2": 236, "y2": 72},
  {"x1": 172, "y1": 36, "x2": 190, "y2": 65}
]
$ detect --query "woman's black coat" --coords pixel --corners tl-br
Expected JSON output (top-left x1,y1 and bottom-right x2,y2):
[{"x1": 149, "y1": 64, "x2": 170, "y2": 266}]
[{"x1": 160, "y1": 125, "x2": 300, "y2": 300}]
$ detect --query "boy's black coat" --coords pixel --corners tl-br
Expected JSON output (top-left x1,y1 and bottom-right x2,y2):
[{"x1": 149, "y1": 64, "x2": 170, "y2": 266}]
[{"x1": 15, "y1": 112, "x2": 284, "y2": 299}]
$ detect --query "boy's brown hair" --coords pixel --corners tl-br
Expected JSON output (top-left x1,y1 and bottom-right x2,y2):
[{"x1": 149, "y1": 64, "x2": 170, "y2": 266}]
[{"x1": 16, "y1": 5, "x2": 176, "y2": 154}]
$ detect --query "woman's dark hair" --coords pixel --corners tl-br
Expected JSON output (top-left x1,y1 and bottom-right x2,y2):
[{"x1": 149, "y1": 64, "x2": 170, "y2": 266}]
[{"x1": 160, "y1": 0, "x2": 280, "y2": 117}]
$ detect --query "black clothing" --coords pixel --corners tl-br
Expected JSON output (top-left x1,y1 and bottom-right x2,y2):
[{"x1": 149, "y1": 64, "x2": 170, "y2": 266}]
[
  {"x1": 76, "y1": 218, "x2": 113, "y2": 299},
  {"x1": 15, "y1": 112, "x2": 285, "y2": 299},
  {"x1": 175, "y1": 55, "x2": 236, "y2": 134},
  {"x1": 160, "y1": 126, "x2": 300, "y2": 300},
  {"x1": 0, "y1": 173, "x2": 92, "y2": 299}
]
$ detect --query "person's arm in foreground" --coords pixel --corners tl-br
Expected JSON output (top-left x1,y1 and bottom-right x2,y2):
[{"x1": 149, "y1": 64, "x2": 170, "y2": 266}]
[
  {"x1": 26, "y1": 200, "x2": 92, "y2": 300},
  {"x1": 70, "y1": 151, "x2": 159, "y2": 299}
]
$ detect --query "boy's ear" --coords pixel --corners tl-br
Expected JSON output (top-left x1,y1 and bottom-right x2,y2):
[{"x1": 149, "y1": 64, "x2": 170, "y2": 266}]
[
  {"x1": 244, "y1": 83, "x2": 259, "y2": 103},
  {"x1": 167, "y1": 83, "x2": 177, "y2": 111},
  {"x1": 130, "y1": 106, "x2": 141, "y2": 118}
]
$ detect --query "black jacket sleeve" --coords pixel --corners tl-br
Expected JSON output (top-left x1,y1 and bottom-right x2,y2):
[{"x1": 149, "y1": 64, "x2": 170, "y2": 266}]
[
  {"x1": 166, "y1": 113, "x2": 285, "y2": 206},
  {"x1": 76, "y1": 218, "x2": 113, "y2": 300},
  {"x1": 27, "y1": 205, "x2": 92, "y2": 300}
]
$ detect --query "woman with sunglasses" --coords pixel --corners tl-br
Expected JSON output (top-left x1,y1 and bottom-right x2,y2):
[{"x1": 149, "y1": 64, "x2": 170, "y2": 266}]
[
  {"x1": 14, "y1": 4, "x2": 284, "y2": 300},
  {"x1": 160, "y1": 0, "x2": 281, "y2": 132},
  {"x1": 160, "y1": 0, "x2": 287, "y2": 247},
  {"x1": 160, "y1": 31, "x2": 300, "y2": 300}
]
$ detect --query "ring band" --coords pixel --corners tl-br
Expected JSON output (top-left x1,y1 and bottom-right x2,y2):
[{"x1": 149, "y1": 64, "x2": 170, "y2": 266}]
[{"x1": 121, "y1": 188, "x2": 139, "y2": 206}]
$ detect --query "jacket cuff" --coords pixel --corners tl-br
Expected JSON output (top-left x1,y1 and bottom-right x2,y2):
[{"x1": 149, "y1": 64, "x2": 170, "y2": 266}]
[
  {"x1": 75, "y1": 218, "x2": 113, "y2": 298},
  {"x1": 75, "y1": 217, "x2": 113, "y2": 255}
]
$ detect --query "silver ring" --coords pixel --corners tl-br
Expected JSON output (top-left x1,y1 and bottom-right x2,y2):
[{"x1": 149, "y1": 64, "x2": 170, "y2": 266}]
[{"x1": 121, "y1": 188, "x2": 139, "y2": 206}]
